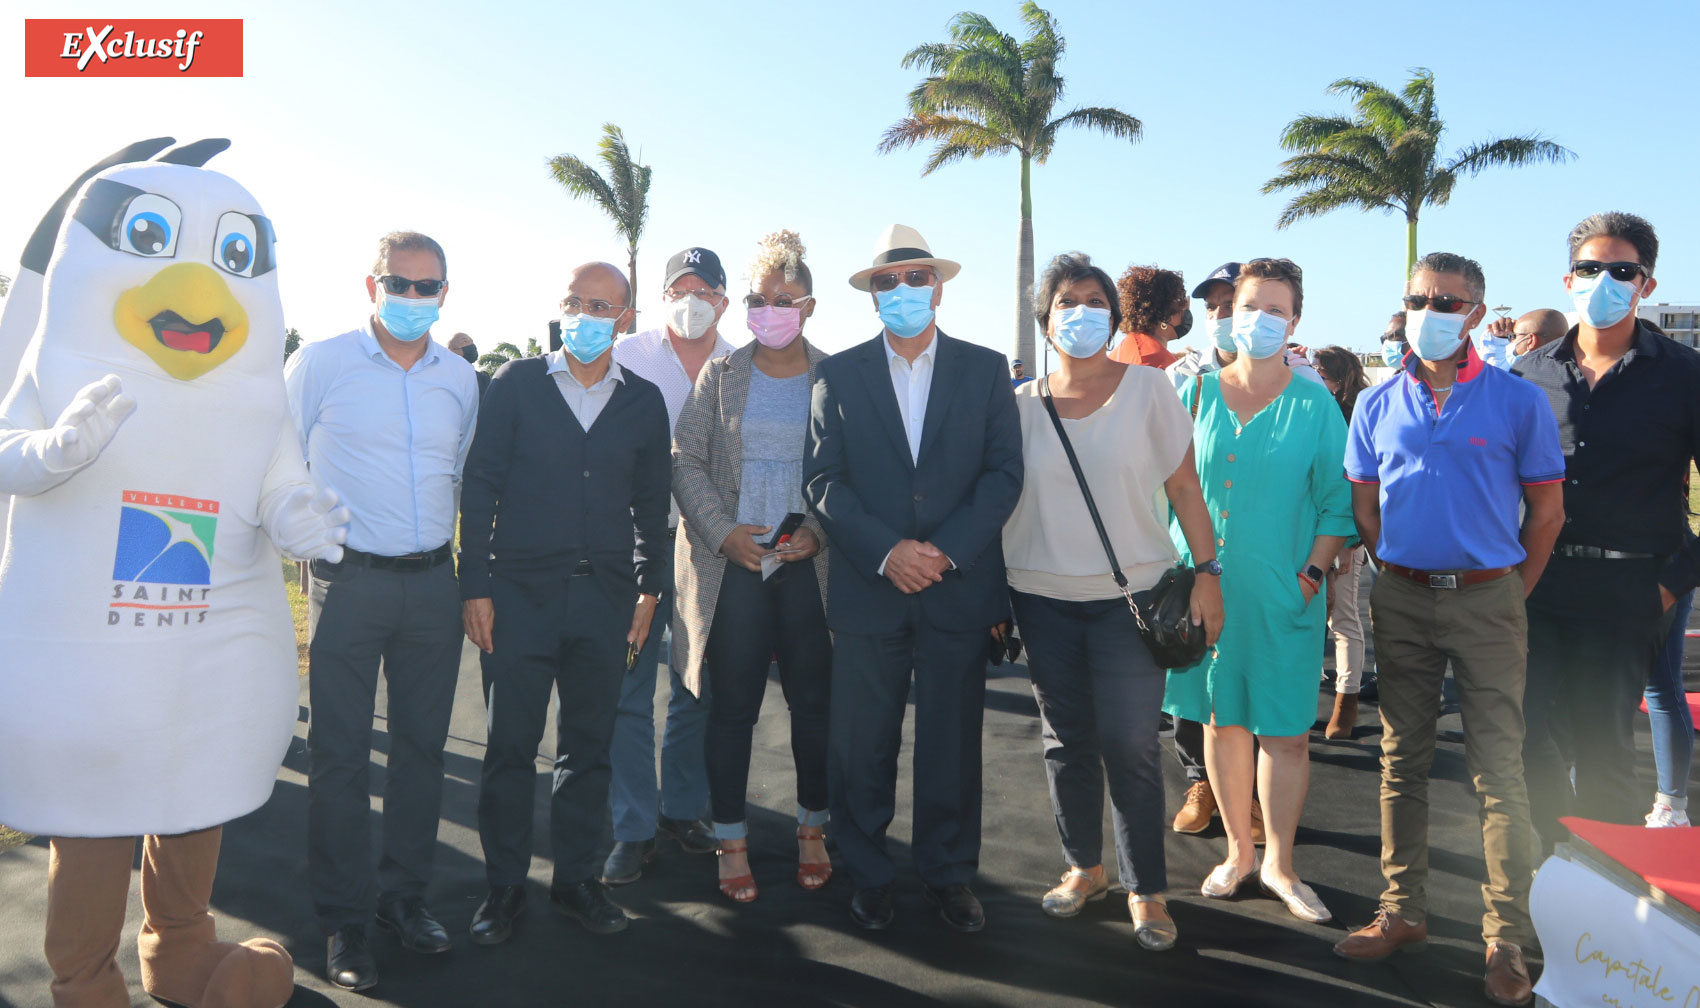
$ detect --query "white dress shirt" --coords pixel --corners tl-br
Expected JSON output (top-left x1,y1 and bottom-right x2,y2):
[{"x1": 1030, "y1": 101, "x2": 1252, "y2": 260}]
[
  {"x1": 882, "y1": 331, "x2": 935, "y2": 464},
  {"x1": 614, "y1": 326, "x2": 735, "y2": 526},
  {"x1": 284, "y1": 323, "x2": 479, "y2": 556},
  {"x1": 546, "y1": 351, "x2": 624, "y2": 430}
]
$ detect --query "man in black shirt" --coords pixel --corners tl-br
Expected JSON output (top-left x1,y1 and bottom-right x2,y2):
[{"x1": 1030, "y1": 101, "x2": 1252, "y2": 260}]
[{"x1": 1512, "y1": 212, "x2": 1700, "y2": 848}]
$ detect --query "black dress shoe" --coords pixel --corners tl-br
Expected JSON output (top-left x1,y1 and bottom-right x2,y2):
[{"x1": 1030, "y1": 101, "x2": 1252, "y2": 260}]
[
  {"x1": 600, "y1": 838, "x2": 657, "y2": 885},
  {"x1": 925, "y1": 883, "x2": 986, "y2": 932},
  {"x1": 375, "y1": 895, "x2": 450, "y2": 954},
  {"x1": 469, "y1": 885, "x2": 526, "y2": 946},
  {"x1": 326, "y1": 925, "x2": 378, "y2": 991},
  {"x1": 551, "y1": 879, "x2": 629, "y2": 934},
  {"x1": 657, "y1": 815, "x2": 716, "y2": 854},
  {"x1": 850, "y1": 885, "x2": 894, "y2": 930}
]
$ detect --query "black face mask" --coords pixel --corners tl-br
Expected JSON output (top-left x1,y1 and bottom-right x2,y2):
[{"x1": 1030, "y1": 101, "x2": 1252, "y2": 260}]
[
  {"x1": 1173, "y1": 308, "x2": 1193, "y2": 339},
  {"x1": 458, "y1": 345, "x2": 479, "y2": 364}
]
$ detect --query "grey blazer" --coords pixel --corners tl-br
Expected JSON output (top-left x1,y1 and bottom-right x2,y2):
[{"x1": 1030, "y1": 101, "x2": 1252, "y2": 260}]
[{"x1": 670, "y1": 340, "x2": 830, "y2": 698}]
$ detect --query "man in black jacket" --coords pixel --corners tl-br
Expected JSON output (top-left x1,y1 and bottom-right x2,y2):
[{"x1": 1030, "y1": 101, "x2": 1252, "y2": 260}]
[
  {"x1": 804, "y1": 225, "x2": 1023, "y2": 932},
  {"x1": 458, "y1": 262, "x2": 671, "y2": 942}
]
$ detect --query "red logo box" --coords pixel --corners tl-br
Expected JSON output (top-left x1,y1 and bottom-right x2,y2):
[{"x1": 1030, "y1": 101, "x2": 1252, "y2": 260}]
[{"x1": 23, "y1": 19, "x2": 242, "y2": 77}]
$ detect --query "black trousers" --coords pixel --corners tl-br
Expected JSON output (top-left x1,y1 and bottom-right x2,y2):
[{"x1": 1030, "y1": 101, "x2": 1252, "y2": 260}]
[
  {"x1": 1523, "y1": 555, "x2": 1675, "y2": 848},
  {"x1": 477, "y1": 573, "x2": 625, "y2": 887},
  {"x1": 704, "y1": 561, "x2": 832, "y2": 825},
  {"x1": 305, "y1": 558, "x2": 462, "y2": 933},
  {"x1": 828, "y1": 606, "x2": 987, "y2": 889}
]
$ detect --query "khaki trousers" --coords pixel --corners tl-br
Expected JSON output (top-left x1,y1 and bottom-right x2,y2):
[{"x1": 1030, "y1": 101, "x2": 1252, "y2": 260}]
[{"x1": 1370, "y1": 569, "x2": 1534, "y2": 945}]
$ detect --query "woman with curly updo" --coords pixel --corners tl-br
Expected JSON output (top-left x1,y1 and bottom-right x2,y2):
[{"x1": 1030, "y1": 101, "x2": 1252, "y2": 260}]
[
  {"x1": 670, "y1": 230, "x2": 834, "y2": 903},
  {"x1": 1108, "y1": 265, "x2": 1189, "y2": 369}
]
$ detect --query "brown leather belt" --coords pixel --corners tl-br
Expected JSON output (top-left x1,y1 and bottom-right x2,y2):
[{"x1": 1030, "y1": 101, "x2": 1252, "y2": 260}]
[{"x1": 1382, "y1": 562, "x2": 1515, "y2": 590}]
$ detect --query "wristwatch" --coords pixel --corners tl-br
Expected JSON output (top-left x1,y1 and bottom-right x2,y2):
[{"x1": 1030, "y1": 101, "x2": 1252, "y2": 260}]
[
  {"x1": 1302, "y1": 563, "x2": 1325, "y2": 584},
  {"x1": 1196, "y1": 559, "x2": 1223, "y2": 576}
]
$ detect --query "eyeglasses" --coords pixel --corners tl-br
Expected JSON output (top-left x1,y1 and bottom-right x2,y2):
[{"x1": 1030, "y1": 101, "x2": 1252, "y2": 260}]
[
  {"x1": 664, "y1": 288, "x2": 724, "y2": 305},
  {"x1": 1401, "y1": 293, "x2": 1479, "y2": 314},
  {"x1": 869, "y1": 269, "x2": 936, "y2": 292},
  {"x1": 1570, "y1": 260, "x2": 1650, "y2": 282},
  {"x1": 375, "y1": 275, "x2": 445, "y2": 297},
  {"x1": 563, "y1": 297, "x2": 629, "y2": 315},
  {"x1": 743, "y1": 294, "x2": 814, "y2": 310}
]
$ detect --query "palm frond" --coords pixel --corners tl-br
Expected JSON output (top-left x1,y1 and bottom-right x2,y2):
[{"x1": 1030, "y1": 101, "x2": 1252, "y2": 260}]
[
  {"x1": 1402, "y1": 67, "x2": 1436, "y2": 123},
  {"x1": 1444, "y1": 135, "x2": 1574, "y2": 177},
  {"x1": 546, "y1": 154, "x2": 620, "y2": 220},
  {"x1": 1274, "y1": 186, "x2": 1400, "y2": 229},
  {"x1": 900, "y1": 41, "x2": 959, "y2": 74},
  {"x1": 1277, "y1": 114, "x2": 1357, "y2": 151},
  {"x1": 948, "y1": 11, "x2": 1020, "y2": 61},
  {"x1": 923, "y1": 133, "x2": 1017, "y2": 173}
]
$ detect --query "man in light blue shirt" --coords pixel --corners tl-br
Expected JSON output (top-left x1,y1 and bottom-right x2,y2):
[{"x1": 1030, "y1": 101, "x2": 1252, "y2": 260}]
[{"x1": 284, "y1": 231, "x2": 479, "y2": 993}]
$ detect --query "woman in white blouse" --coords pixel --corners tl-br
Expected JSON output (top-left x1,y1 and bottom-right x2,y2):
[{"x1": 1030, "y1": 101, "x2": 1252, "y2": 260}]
[{"x1": 1002, "y1": 252, "x2": 1224, "y2": 950}]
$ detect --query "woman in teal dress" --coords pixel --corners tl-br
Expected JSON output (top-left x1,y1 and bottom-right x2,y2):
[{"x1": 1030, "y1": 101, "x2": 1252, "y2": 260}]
[{"x1": 1163, "y1": 258, "x2": 1353, "y2": 923}]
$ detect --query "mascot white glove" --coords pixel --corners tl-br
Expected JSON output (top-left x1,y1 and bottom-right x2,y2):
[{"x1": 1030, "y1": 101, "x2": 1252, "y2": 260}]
[
  {"x1": 0, "y1": 374, "x2": 136, "y2": 496},
  {"x1": 262, "y1": 486, "x2": 350, "y2": 562}
]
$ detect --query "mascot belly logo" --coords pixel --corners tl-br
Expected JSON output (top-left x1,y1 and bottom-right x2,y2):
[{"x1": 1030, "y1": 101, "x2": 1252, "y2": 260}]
[
  {"x1": 109, "y1": 489, "x2": 218, "y2": 627},
  {"x1": 115, "y1": 261, "x2": 249, "y2": 380}
]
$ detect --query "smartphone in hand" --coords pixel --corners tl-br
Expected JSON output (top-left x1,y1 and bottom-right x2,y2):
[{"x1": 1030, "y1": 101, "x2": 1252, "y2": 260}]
[{"x1": 764, "y1": 512, "x2": 807, "y2": 550}]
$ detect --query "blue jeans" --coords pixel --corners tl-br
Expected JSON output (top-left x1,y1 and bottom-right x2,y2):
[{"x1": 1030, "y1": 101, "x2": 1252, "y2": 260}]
[
  {"x1": 607, "y1": 560, "x2": 711, "y2": 842},
  {"x1": 1645, "y1": 588, "x2": 1696, "y2": 801}
]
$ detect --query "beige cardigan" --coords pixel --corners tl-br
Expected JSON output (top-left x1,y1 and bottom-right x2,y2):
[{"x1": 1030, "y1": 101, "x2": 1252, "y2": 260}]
[{"x1": 670, "y1": 340, "x2": 829, "y2": 698}]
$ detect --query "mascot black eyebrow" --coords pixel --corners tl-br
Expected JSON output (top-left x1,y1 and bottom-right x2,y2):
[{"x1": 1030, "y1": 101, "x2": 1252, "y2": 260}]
[{"x1": 0, "y1": 139, "x2": 349, "y2": 1008}]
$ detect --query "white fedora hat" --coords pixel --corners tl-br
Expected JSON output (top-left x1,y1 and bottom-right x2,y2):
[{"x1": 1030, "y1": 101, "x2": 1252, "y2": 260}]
[{"x1": 847, "y1": 224, "x2": 962, "y2": 292}]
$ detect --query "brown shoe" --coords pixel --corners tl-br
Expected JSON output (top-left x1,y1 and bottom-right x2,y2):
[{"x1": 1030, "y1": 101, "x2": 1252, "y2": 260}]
[
  {"x1": 1249, "y1": 798, "x2": 1266, "y2": 846},
  {"x1": 1484, "y1": 942, "x2": 1533, "y2": 1006},
  {"x1": 1332, "y1": 907, "x2": 1428, "y2": 961},
  {"x1": 1325, "y1": 692, "x2": 1359, "y2": 740},
  {"x1": 1172, "y1": 781, "x2": 1216, "y2": 834}
]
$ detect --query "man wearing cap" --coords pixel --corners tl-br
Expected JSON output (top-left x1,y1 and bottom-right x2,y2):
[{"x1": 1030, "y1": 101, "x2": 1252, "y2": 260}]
[
  {"x1": 446, "y1": 332, "x2": 491, "y2": 398},
  {"x1": 804, "y1": 224, "x2": 1022, "y2": 932},
  {"x1": 1011, "y1": 360, "x2": 1033, "y2": 388},
  {"x1": 601, "y1": 247, "x2": 737, "y2": 886},
  {"x1": 461, "y1": 261, "x2": 671, "y2": 942}
]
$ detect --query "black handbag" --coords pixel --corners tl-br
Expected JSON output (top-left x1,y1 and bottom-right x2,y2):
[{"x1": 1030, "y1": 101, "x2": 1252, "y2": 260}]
[{"x1": 1039, "y1": 377, "x2": 1209, "y2": 669}]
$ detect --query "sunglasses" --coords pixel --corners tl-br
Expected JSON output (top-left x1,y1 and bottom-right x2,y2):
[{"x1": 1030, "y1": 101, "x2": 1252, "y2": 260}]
[
  {"x1": 376, "y1": 274, "x2": 446, "y2": 297},
  {"x1": 870, "y1": 269, "x2": 936, "y2": 292},
  {"x1": 1401, "y1": 293, "x2": 1478, "y2": 314},
  {"x1": 743, "y1": 294, "x2": 814, "y2": 309},
  {"x1": 1570, "y1": 260, "x2": 1649, "y2": 282}
]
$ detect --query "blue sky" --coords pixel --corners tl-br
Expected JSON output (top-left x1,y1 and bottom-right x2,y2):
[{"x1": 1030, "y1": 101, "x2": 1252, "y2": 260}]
[{"x1": 3, "y1": 0, "x2": 1697, "y2": 364}]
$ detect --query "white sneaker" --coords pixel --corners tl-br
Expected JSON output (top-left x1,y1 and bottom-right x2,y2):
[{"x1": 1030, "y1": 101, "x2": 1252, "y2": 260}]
[{"x1": 1645, "y1": 803, "x2": 1690, "y2": 828}]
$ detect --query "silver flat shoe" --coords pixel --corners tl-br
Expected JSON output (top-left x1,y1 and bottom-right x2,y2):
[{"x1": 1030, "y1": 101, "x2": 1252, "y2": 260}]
[
  {"x1": 1041, "y1": 867, "x2": 1110, "y2": 918},
  {"x1": 1259, "y1": 872, "x2": 1331, "y2": 923},
  {"x1": 1200, "y1": 858, "x2": 1257, "y2": 898},
  {"x1": 1129, "y1": 894, "x2": 1177, "y2": 951}
]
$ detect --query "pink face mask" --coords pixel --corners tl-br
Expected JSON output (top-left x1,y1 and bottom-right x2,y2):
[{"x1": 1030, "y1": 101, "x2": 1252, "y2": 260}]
[{"x1": 747, "y1": 305, "x2": 803, "y2": 348}]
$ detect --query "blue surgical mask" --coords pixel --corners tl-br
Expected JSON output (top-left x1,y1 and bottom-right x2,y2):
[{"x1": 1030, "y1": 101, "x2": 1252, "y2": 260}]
[
  {"x1": 376, "y1": 291, "x2": 439, "y2": 342},
  {"x1": 1570, "y1": 272, "x2": 1641, "y2": 329},
  {"x1": 1382, "y1": 342, "x2": 1405, "y2": 369},
  {"x1": 1409, "y1": 308, "x2": 1469, "y2": 362},
  {"x1": 1230, "y1": 309, "x2": 1288, "y2": 360},
  {"x1": 876, "y1": 284, "x2": 936, "y2": 339},
  {"x1": 560, "y1": 313, "x2": 616, "y2": 364},
  {"x1": 1050, "y1": 305, "x2": 1112, "y2": 359},
  {"x1": 1206, "y1": 315, "x2": 1235, "y2": 353},
  {"x1": 1474, "y1": 331, "x2": 1513, "y2": 370}
]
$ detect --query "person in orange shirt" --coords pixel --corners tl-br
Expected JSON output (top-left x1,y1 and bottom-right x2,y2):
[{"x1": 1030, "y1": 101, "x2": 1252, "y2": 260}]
[{"x1": 1108, "y1": 266, "x2": 1188, "y2": 369}]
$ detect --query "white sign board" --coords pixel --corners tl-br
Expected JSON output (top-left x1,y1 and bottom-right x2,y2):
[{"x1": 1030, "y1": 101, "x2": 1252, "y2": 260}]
[{"x1": 1531, "y1": 853, "x2": 1700, "y2": 1008}]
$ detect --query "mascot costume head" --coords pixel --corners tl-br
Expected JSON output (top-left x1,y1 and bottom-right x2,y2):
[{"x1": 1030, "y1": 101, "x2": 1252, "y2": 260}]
[{"x1": 0, "y1": 139, "x2": 347, "y2": 1008}]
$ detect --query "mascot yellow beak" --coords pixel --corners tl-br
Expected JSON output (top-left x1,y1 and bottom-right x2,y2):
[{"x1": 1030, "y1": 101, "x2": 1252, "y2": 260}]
[{"x1": 114, "y1": 262, "x2": 249, "y2": 380}]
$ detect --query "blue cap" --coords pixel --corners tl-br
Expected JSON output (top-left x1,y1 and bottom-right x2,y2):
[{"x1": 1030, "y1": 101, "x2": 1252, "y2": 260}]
[{"x1": 1191, "y1": 262, "x2": 1241, "y2": 299}]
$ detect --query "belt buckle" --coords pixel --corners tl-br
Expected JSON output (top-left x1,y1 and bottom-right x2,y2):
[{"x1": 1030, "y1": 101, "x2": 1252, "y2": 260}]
[{"x1": 1428, "y1": 573, "x2": 1458, "y2": 589}]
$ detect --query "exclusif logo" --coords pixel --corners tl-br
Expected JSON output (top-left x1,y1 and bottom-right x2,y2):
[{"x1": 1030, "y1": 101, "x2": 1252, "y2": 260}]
[{"x1": 23, "y1": 19, "x2": 243, "y2": 77}]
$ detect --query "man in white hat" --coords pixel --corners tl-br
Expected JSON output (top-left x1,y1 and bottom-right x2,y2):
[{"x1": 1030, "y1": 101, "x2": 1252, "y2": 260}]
[{"x1": 803, "y1": 224, "x2": 1023, "y2": 932}]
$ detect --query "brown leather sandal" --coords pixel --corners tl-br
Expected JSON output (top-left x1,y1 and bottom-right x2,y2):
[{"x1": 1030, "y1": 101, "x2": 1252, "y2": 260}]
[
  {"x1": 796, "y1": 826, "x2": 831, "y2": 890},
  {"x1": 716, "y1": 840, "x2": 757, "y2": 903}
]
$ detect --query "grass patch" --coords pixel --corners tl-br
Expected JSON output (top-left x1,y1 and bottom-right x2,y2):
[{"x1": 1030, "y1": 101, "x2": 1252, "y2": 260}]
[
  {"x1": 283, "y1": 557, "x2": 310, "y2": 675},
  {"x1": 0, "y1": 825, "x2": 25, "y2": 851}
]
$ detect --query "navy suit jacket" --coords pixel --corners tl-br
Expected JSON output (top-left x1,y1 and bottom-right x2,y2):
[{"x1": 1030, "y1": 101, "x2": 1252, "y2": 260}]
[{"x1": 804, "y1": 330, "x2": 1022, "y2": 634}]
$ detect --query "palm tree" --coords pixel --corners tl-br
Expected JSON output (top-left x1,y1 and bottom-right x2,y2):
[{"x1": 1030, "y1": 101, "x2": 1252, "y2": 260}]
[
  {"x1": 879, "y1": 2, "x2": 1142, "y2": 364},
  {"x1": 1264, "y1": 68, "x2": 1573, "y2": 276},
  {"x1": 547, "y1": 124, "x2": 652, "y2": 332}
]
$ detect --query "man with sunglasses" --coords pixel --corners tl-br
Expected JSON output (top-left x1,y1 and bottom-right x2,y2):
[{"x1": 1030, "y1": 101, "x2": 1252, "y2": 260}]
[
  {"x1": 1337, "y1": 251, "x2": 1565, "y2": 1007},
  {"x1": 284, "y1": 231, "x2": 479, "y2": 990},
  {"x1": 804, "y1": 224, "x2": 1022, "y2": 933},
  {"x1": 600, "y1": 247, "x2": 736, "y2": 886},
  {"x1": 1513, "y1": 212, "x2": 1700, "y2": 852}
]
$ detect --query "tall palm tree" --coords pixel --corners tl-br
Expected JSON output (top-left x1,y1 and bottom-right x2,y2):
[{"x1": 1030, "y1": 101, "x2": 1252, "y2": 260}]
[
  {"x1": 1264, "y1": 69, "x2": 1573, "y2": 277},
  {"x1": 879, "y1": 2, "x2": 1142, "y2": 364},
  {"x1": 547, "y1": 124, "x2": 652, "y2": 332}
]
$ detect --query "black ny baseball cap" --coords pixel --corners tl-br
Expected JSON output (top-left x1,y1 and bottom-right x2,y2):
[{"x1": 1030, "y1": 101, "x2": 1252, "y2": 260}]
[{"x1": 663, "y1": 247, "x2": 726, "y2": 291}]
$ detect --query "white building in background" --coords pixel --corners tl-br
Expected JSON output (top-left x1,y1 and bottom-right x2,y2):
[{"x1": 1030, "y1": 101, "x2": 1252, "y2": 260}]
[{"x1": 1640, "y1": 303, "x2": 1700, "y2": 348}]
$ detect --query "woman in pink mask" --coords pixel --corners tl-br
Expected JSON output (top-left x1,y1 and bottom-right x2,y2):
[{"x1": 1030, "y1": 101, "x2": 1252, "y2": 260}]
[{"x1": 670, "y1": 230, "x2": 833, "y2": 903}]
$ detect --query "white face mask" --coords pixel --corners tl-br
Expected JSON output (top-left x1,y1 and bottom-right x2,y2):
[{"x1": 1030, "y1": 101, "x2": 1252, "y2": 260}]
[{"x1": 666, "y1": 293, "x2": 719, "y2": 340}]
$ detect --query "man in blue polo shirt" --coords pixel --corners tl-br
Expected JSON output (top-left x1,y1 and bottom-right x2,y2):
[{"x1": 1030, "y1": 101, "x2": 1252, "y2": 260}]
[{"x1": 1332, "y1": 252, "x2": 1565, "y2": 1008}]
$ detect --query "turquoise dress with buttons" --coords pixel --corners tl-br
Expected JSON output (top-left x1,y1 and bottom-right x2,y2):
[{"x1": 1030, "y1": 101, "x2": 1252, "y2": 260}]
[{"x1": 1162, "y1": 371, "x2": 1354, "y2": 736}]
